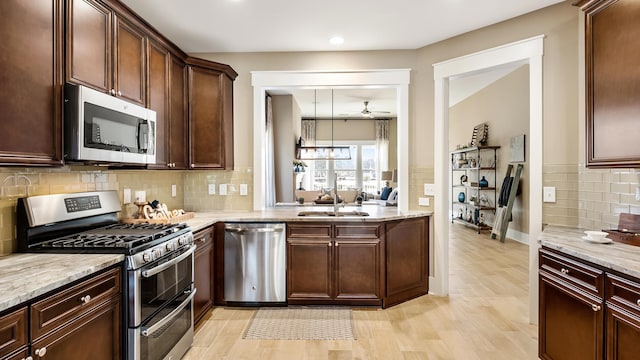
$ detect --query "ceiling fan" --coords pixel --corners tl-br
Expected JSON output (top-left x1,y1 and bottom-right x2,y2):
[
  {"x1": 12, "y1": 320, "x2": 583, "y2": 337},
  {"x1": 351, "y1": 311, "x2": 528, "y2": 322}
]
[{"x1": 360, "y1": 101, "x2": 390, "y2": 118}]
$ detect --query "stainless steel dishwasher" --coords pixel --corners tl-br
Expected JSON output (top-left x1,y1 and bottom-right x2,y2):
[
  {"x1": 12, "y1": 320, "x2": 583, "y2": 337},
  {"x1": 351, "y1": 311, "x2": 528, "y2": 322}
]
[{"x1": 224, "y1": 222, "x2": 286, "y2": 304}]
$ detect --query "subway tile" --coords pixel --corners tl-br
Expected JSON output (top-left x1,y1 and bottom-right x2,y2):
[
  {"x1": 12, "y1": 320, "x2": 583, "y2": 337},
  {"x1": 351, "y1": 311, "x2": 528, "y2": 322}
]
[
  {"x1": 630, "y1": 206, "x2": 640, "y2": 215},
  {"x1": 620, "y1": 194, "x2": 638, "y2": 205},
  {"x1": 582, "y1": 172, "x2": 603, "y2": 182},
  {"x1": 612, "y1": 205, "x2": 631, "y2": 215},
  {"x1": 611, "y1": 183, "x2": 631, "y2": 194},
  {"x1": 603, "y1": 192, "x2": 621, "y2": 204}
]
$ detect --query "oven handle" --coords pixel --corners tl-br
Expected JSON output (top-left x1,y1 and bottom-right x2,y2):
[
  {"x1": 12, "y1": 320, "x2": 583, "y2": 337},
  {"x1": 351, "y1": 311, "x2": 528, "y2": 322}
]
[
  {"x1": 141, "y1": 244, "x2": 195, "y2": 278},
  {"x1": 141, "y1": 288, "x2": 197, "y2": 337}
]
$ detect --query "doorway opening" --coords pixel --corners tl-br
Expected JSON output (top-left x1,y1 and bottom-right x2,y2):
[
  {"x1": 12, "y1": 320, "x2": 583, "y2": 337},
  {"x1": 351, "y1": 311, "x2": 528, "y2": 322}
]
[{"x1": 433, "y1": 36, "x2": 544, "y2": 324}]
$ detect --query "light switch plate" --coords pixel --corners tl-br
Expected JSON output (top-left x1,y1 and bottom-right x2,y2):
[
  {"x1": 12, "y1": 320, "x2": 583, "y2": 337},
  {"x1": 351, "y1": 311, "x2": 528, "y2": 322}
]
[
  {"x1": 543, "y1": 186, "x2": 556, "y2": 203},
  {"x1": 123, "y1": 188, "x2": 131, "y2": 204},
  {"x1": 240, "y1": 184, "x2": 248, "y2": 196},
  {"x1": 418, "y1": 197, "x2": 430, "y2": 206},
  {"x1": 423, "y1": 183, "x2": 435, "y2": 196},
  {"x1": 171, "y1": 184, "x2": 177, "y2": 197},
  {"x1": 219, "y1": 184, "x2": 227, "y2": 196},
  {"x1": 208, "y1": 184, "x2": 216, "y2": 195}
]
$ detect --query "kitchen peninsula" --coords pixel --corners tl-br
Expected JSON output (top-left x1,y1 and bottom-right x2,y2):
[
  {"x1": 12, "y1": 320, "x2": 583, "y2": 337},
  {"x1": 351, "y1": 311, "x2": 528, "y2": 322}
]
[{"x1": 189, "y1": 208, "x2": 431, "y2": 309}]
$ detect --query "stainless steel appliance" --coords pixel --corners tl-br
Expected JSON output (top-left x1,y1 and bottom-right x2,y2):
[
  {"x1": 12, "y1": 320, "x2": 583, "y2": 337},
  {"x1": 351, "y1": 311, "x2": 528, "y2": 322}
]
[
  {"x1": 224, "y1": 223, "x2": 286, "y2": 304},
  {"x1": 17, "y1": 191, "x2": 195, "y2": 360},
  {"x1": 64, "y1": 84, "x2": 157, "y2": 165}
]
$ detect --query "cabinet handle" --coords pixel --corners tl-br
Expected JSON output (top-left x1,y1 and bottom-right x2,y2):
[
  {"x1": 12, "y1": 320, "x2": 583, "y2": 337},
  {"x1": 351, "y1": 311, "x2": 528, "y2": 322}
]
[
  {"x1": 560, "y1": 268, "x2": 570, "y2": 275},
  {"x1": 117, "y1": 90, "x2": 122, "y2": 96},
  {"x1": 198, "y1": 237, "x2": 206, "y2": 243},
  {"x1": 335, "y1": 242, "x2": 339, "y2": 247},
  {"x1": 636, "y1": 299, "x2": 640, "y2": 307},
  {"x1": 191, "y1": 164, "x2": 195, "y2": 168},
  {"x1": 35, "y1": 347, "x2": 47, "y2": 357},
  {"x1": 328, "y1": 242, "x2": 332, "y2": 247},
  {"x1": 22, "y1": 357, "x2": 33, "y2": 360},
  {"x1": 80, "y1": 294, "x2": 91, "y2": 304},
  {"x1": 591, "y1": 304, "x2": 601, "y2": 312},
  {"x1": 110, "y1": 89, "x2": 116, "y2": 95}
]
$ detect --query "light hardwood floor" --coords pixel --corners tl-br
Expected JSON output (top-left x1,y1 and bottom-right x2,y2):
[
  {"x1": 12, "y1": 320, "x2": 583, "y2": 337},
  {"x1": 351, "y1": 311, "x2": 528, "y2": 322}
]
[{"x1": 184, "y1": 225, "x2": 538, "y2": 359}]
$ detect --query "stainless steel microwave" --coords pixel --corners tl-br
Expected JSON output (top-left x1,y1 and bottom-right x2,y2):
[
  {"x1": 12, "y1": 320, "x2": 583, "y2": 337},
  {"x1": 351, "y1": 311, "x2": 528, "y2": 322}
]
[{"x1": 64, "y1": 84, "x2": 156, "y2": 165}]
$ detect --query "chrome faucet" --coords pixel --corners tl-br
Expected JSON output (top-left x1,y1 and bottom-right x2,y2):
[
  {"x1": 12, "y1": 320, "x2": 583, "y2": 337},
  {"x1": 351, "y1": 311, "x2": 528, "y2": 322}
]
[{"x1": 333, "y1": 173, "x2": 343, "y2": 214}]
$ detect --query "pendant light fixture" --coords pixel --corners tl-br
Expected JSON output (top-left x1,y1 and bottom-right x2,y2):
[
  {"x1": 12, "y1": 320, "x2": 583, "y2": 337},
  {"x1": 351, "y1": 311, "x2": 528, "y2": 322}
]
[{"x1": 295, "y1": 89, "x2": 351, "y2": 160}]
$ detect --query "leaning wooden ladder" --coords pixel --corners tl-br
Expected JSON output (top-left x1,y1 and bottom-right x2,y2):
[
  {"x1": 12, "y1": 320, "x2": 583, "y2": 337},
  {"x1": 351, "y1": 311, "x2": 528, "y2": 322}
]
[{"x1": 491, "y1": 163, "x2": 524, "y2": 243}]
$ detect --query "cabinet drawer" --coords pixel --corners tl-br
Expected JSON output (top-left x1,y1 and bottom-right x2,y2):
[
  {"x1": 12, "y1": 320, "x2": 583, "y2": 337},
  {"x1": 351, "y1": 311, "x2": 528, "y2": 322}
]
[
  {"x1": 539, "y1": 248, "x2": 604, "y2": 297},
  {"x1": 606, "y1": 273, "x2": 640, "y2": 315},
  {"x1": 194, "y1": 226, "x2": 214, "y2": 248},
  {"x1": 0, "y1": 307, "x2": 27, "y2": 357},
  {"x1": 287, "y1": 224, "x2": 332, "y2": 238},
  {"x1": 31, "y1": 267, "x2": 121, "y2": 340},
  {"x1": 335, "y1": 224, "x2": 381, "y2": 239}
]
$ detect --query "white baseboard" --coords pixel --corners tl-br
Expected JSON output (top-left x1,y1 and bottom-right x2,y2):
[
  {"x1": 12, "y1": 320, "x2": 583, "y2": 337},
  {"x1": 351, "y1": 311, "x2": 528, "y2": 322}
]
[{"x1": 505, "y1": 228, "x2": 529, "y2": 244}]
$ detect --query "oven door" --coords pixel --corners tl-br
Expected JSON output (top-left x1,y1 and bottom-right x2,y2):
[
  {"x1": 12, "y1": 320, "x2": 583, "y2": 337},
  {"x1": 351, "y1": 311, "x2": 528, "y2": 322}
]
[
  {"x1": 129, "y1": 288, "x2": 196, "y2": 360},
  {"x1": 129, "y1": 244, "x2": 195, "y2": 327}
]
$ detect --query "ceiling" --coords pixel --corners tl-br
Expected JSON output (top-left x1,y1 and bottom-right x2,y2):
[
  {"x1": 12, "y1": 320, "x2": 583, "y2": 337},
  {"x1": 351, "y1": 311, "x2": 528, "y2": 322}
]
[
  {"x1": 120, "y1": 0, "x2": 564, "y2": 53},
  {"x1": 120, "y1": 0, "x2": 561, "y2": 117}
]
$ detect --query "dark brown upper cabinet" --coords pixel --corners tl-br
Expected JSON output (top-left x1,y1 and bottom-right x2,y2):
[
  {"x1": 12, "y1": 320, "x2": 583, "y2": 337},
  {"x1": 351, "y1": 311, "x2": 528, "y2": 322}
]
[
  {"x1": 575, "y1": 0, "x2": 640, "y2": 168},
  {"x1": 187, "y1": 58, "x2": 237, "y2": 170},
  {"x1": 66, "y1": 0, "x2": 147, "y2": 105},
  {"x1": 0, "y1": 0, "x2": 64, "y2": 166}
]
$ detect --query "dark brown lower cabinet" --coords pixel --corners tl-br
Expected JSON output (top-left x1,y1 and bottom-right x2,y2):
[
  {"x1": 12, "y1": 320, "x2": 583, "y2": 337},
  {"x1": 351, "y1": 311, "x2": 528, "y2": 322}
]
[
  {"x1": 539, "y1": 273, "x2": 604, "y2": 360},
  {"x1": 193, "y1": 226, "x2": 215, "y2": 326},
  {"x1": 287, "y1": 223, "x2": 382, "y2": 305},
  {"x1": 0, "y1": 267, "x2": 122, "y2": 360},
  {"x1": 539, "y1": 247, "x2": 640, "y2": 360}
]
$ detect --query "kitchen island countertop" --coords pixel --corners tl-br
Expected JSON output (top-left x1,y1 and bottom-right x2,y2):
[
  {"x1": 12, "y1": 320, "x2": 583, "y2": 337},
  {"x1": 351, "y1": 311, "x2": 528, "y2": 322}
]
[
  {"x1": 184, "y1": 207, "x2": 432, "y2": 233},
  {"x1": 539, "y1": 224, "x2": 640, "y2": 279},
  {"x1": 0, "y1": 253, "x2": 124, "y2": 313}
]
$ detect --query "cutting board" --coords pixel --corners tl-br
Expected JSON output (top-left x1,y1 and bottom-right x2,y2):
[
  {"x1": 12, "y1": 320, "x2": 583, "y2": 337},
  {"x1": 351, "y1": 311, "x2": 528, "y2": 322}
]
[{"x1": 603, "y1": 213, "x2": 640, "y2": 246}]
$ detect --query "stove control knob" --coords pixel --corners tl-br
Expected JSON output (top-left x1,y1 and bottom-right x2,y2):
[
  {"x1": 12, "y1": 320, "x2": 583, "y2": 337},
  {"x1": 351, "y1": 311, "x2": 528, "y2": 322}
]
[
  {"x1": 143, "y1": 252, "x2": 152, "y2": 262},
  {"x1": 178, "y1": 236, "x2": 186, "y2": 246},
  {"x1": 166, "y1": 242, "x2": 174, "y2": 251}
]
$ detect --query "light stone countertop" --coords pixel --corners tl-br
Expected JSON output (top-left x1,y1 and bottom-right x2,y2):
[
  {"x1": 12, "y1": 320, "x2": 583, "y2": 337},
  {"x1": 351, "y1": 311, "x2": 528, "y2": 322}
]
[
  {"x1": 0, "y1": 253, "x2": 124, "y2": 313},
  {"x1": 184, "y1": 207, "x2": 432, "y2": 233},
  {"x1": 539, "y1": 225, "x2": 640, "y2": 279}
]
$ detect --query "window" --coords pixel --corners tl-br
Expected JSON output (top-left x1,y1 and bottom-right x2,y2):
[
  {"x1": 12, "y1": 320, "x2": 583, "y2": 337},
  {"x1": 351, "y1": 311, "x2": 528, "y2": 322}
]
[{"x1": 303, "y1": 142, "x2": 380, "y2": 192}]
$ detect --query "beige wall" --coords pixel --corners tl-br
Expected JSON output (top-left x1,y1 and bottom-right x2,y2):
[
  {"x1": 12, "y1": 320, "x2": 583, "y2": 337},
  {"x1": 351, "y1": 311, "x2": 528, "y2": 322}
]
[
  {"x1": 315, "y1": 119, "x2": 376, "y2": 142},
  {"x1": 272, "y1": 94, "x2": 301, "y2": 203},
  {"x1": 195, "y1": 1, "x2": 580, "y2": 213},
  {"x1": 449, "y1": 65, "x2": 530, "y2": 234}
]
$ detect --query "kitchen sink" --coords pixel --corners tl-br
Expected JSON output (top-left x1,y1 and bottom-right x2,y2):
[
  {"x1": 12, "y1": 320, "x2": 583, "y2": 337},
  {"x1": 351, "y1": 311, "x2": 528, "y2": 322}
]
[{"x1": 297, "y1": 211, "x2": 370, "y2": 217}]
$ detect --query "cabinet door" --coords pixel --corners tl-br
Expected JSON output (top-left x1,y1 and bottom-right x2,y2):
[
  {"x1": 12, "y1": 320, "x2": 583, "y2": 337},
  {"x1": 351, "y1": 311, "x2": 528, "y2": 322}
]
[
  {"x1": 384, "y1": 217, "x2": 429, "y2": 307},
  {"x1": 113, "y1": 15, "x2": 146, "y2": 105},
  {"x1": 193, "y1": 227, "x2": 214, "y2": 326},
  {"x1": 147, "y1": 39, "x2": 170, "y2": 168},
  {"x1": 188, "y1": 65, "x2": 226, "y2": 169},
  {"x1": 169, "y1": 55, "x2": 188, "y2": 169},
  {"x1": 0, "y1": 0, "x2": 63, "y2": 166},
  {"x1": 31, "y1": 298, "x2": 121, "y2": 360},
  {"x1": 606, "y1": 304, "x2": 640, "y2": 360},
  {"x1": 334, "y1": 239, "x2": 381, "y2": 302},
  {"x1": 0, "y1": 307, "x2": 27, "y2": 358},
  {"x1": 582, "y1": 0, "x2": 640, "y2": 167},
  {"x1": 539, "y1": 273, "x2": 603, "y2": 360},
  {"x1": 287, "y1": 238, "x2": 333, "y2": 301},
  {"x1": 66, "y1": 0, "x2": 112, "y2": 93}
]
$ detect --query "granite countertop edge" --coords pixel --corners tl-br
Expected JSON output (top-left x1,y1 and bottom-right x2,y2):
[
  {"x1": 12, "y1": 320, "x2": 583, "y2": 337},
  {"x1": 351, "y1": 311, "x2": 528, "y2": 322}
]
[
  {"x1": 0, "y1": 254, "x2": 124, "y2": 313},
  {"x1": 539, "y1": 224, "x2": 640, "y2": 279},
  {"x1": 186, "y1": 208, "x2": 433, "y2": 232}
]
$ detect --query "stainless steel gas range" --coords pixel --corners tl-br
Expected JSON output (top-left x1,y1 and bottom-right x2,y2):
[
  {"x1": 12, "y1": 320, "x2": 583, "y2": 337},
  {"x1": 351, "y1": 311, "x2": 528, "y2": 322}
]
[{"x1": 16, "y1": 191, "x2": 195, "y2": 360}]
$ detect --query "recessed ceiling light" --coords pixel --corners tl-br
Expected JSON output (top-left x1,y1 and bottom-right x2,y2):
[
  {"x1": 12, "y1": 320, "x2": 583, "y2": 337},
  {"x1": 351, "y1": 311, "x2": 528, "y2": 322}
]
[{"x1": 329, "y1": 36, "x2": 344, "y2": 45}]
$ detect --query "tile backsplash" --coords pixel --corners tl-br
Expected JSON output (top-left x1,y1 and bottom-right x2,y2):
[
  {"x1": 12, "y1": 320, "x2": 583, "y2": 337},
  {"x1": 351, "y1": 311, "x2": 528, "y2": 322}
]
[
  {"x1": 0, "y1": 166, "x2": 252, "y2": 256},
  {"x1": 543, "y1": 164, "x2": 640, "y2": 230}
]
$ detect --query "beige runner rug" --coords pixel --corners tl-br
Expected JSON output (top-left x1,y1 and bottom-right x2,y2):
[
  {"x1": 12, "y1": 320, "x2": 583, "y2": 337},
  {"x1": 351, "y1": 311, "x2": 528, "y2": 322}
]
[{"x1": 243, "y1": 307, "x2": 355, "y2": 340}]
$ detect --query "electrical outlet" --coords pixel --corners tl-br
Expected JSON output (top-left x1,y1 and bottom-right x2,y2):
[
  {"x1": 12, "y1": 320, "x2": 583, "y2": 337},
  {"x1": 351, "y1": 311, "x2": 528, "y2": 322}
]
[
  {"x1": 208, "y1": 184, "x2": 216, "y2": 195},
  {"x1": 636, "y1": 187, "x2": 640, "y2": 201},
  {"x1": 418, "y1": 197, "x2": 430, "y2": 206},
  {"x1": 240, "y1": 184, "x2": 248, "y2": 196},
  {"x1": 423, "y1": 183, "x2": 435, "y2": 196},
  {"x1": 543, "y1": 186, "x2": 556, "y2": 203},
  {"x1": 134, "y1": 190, "x2": 146, "y2": 203},
  {"x1": 171, "y1": 184, "x2": 177, "y2": 197},
  {"x1": 219, "y1": 184, "x2": 227, "y2": 196},
  {"x1": 123, "y1": 188, "x2": 131, "y2": 204}
]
